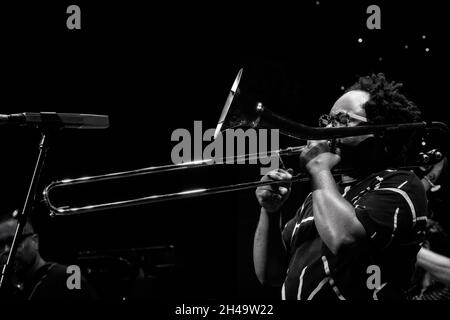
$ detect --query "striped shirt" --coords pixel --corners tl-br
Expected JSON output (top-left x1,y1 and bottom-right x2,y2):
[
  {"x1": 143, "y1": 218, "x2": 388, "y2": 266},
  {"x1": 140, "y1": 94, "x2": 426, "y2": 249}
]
[
  {"x1": 281, "y1": 169, "x2": 427, "y2": 300},
  {"x1": 412, "y1": 284, "x2": 450, "y2": 300}
]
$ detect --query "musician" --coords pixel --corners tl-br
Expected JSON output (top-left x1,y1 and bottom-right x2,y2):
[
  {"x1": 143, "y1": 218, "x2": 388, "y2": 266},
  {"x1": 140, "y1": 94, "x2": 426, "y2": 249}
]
[
  {"x1": 411, "y1": 157, "x2": 450, "y2": 299},
  {"x1": 0, "y1": 216, "x2": 98, "y2": 300},
  {"x1": 253, "y1": 73, "x2": 428, "y2": 300}
]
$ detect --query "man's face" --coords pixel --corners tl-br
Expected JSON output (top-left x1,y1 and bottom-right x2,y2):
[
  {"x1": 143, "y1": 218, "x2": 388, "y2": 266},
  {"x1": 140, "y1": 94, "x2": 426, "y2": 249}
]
[
  {"x1": 330, "y1": 90, "x2": 371, "y2": 147},
  {"x1": 0, "y1": 220, "x2": 37, "y2": 275}
]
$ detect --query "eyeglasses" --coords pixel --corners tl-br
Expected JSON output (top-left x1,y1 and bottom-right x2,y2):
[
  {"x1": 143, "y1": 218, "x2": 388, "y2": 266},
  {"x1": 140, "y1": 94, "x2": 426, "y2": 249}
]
[
  {"x1": 0, "y1": 233, "x2": 35, "y2": 252},
  {"x1": 318, "y1": 112, "x2": 368, "y2": 127}
]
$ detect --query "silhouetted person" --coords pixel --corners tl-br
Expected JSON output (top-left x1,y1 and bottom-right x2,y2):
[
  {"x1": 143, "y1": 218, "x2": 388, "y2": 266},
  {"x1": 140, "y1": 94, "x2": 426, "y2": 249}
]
[{"x1": 0, "y1": 216, "x2": 98, "y2": 300}]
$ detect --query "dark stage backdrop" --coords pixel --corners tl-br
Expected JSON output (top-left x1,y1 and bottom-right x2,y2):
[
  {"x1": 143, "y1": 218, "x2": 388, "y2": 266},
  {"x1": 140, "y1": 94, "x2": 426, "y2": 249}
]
[{"x1": 1, "y1": 1, "x2": 448, "y2": 300}]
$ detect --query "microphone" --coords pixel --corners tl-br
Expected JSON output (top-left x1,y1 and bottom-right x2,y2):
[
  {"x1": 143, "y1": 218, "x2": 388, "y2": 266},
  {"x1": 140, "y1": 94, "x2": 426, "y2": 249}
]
[{"x1": 0, "y1": 112, "x2": 109, "y2": 129}]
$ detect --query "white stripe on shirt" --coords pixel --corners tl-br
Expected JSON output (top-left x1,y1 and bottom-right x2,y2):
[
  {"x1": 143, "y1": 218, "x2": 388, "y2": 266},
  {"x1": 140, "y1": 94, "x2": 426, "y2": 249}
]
[
  {"x1": 297, "y1": 266, "x2": 308, "y2": 300},
  {"x1": 307, "y1": 277, "x2": 330, "y2": 300},
  {"x1": 375, "y1": 188, "x2": 417, "y2": 224}
]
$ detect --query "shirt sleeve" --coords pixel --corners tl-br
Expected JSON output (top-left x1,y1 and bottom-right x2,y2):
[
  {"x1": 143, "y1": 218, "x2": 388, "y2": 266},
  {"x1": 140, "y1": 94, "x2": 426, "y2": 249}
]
[{"x1": 354, "y1": 172, "x2": 427, "y2": 251}]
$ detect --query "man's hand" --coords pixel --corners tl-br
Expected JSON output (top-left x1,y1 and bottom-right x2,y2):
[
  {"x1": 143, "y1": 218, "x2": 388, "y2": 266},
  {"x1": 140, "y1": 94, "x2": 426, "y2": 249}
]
[
  {"x1": 300, "y1": 140, "x2": 341, "y2": 175},
  {"x1": 255, "y1": 168, "x2": 293, "y2": 213},
  {"x1": 421, "y1": 157, "x2": 446, "y2": 192}
]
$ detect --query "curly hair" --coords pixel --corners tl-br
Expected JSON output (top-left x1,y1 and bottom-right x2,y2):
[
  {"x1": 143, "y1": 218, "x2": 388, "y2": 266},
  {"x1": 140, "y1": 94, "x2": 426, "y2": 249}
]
[
  {"x1": 345, "y1": 73, "x2": 422, "y2": 124},
  {"x1": 345, "y1": 73, "x2": 423, "y2": 167}
]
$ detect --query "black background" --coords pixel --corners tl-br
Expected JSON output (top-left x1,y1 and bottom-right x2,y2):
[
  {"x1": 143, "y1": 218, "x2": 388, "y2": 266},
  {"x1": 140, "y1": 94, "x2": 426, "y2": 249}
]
[{"x1": 1, "y1": 1, "x2": 448, "y2": 300}]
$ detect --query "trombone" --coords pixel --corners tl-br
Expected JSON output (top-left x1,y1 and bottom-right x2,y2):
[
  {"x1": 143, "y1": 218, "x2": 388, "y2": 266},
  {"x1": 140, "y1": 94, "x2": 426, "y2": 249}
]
[
  {"x1": 43, "y1": 102, "x2": 449, "y2": 216},
  {"x1": 43, "y1": 145, "x2": 309, "y2": 216}
]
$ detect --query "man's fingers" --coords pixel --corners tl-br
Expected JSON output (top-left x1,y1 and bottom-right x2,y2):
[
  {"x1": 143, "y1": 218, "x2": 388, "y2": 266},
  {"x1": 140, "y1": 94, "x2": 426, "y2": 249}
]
[
  {"x1": 279, "y1": 187, "x2": 289, "y2": 195},
  {"x1": 257, "y1": 183, "x2": 291, "y2": 196},
  {"x1": 256, "y1": 168, "x2": 294, "y2": 212},
  {"x1": 260, "y1": 193, "x2": 283, "y2": 202},
  {"x1": 259, "y1": 177, "x2": 292, "y2": 189},
  {"x1": 258, "y1": 189, "x2": 282, "y2": 202},
  {"x1": 258, "y1": 168, "x2": 293, "y2": 202},
  {"x1": 258, "y1": 183, "x2": 290, "y2": 195},
  {"x1": 257, "y1": 189, "x2": 272, "y2": 199},
  {"x1": 268, "y1": 172, "x2": 284, "y2": 181},
  {"x1": 269, "y1": 169, "x2": 293, "y2": 180},
  {"x1": 257, "y1": 186, "x2": 277, "y2": 193},
  {"x1": 277, "y1": 168, "x2": 293, "y2": 179},
  {"x1": 272, "y1": 194, "x2": 283, "y2": 201},
  {"x1": 263, "y1": 168, "x2": 293, "y2": 181}
]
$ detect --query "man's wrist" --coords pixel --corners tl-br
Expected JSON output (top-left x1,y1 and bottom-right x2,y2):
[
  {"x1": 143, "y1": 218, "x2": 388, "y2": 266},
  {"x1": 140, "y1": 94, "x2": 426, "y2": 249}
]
[
  {"x1": 309, "y1": 168, "x2": 335, "y2": 190},
  {"x1": 261, "y1": 207, "x2": 284, "y2": 231},
  {"x1": 309, "y1": 166, "x2": 332, "y2": 178},
  {"x1": 306, "y1": 162, "x2": 332, "y2": 176}
]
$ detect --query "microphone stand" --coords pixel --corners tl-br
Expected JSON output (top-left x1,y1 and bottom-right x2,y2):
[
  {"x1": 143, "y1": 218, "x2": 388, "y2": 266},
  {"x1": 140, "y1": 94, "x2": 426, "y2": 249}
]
[{"x1": 0, "y1": 131, "x2": 51, "y2": 292}]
